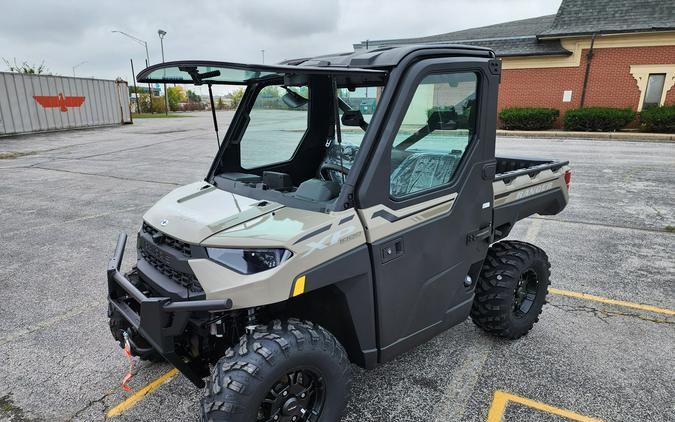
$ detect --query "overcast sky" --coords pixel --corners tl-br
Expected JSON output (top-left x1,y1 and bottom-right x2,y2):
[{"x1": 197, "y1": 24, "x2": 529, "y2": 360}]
[{"x1": 1, "y1": 0, "x2": 561, "y2": 95}]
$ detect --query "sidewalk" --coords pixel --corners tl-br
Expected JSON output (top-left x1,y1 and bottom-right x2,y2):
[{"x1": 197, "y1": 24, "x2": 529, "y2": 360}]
[{"x1": 497, "y1": 129, "x2": 675, "y2": 142}]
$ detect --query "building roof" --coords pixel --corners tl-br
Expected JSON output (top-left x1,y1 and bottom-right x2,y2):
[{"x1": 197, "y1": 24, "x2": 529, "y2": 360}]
[
  {"x1": 354, "y1": 0, "x2": 675, "y2": 58},
  {"x1": 353, "y1": 15, "x2": 570, "y2": 58},
  {"x1": 539, "y1": 0, "x2": 675, "y2": 38}
]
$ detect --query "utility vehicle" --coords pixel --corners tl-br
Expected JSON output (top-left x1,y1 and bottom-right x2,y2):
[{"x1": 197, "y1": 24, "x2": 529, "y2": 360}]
[{"x1": 107, "y1": 44, "x2": 571, "y2": 422}]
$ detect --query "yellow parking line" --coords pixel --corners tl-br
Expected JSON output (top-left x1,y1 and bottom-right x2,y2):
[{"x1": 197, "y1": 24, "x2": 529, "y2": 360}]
[
  {"x1": 106, "y1": 368, "x2": 179, "y2": 417},
  {"x1": 487, "y1": 390, "x2": 603, "y2": 422},
  {"x1": 549, "y1": 288, "x2": 675, "y2": 316}
]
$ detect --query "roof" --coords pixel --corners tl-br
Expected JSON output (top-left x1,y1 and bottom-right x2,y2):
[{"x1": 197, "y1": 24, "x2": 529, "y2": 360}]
[
  {"x1": 354, "y1": 0, "x2": 675, "y2": 58},
  {"x1": 281, "y1": 44, "x2": 495, "y2": 69},
  {"x1": 353, "y1": 15, "x2": 570, "y2": 58},
  {"x1": 135, "y1": 46, "x2": 496, "y2": 85},
  {"x1": 539, "y1": 0, "x2": 675, "y2": 37}
]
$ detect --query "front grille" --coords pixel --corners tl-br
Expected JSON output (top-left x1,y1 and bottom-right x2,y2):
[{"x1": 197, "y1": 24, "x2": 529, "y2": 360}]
[
  {"x1": 140, "y1": 222, "x2": 203, "y2": 293},
  {"x1": 139, "y1": 248, "x2": 202, "y2": 293},
  {"x1": 142, "y1": 223, "x2": 192, "y2": 257}
]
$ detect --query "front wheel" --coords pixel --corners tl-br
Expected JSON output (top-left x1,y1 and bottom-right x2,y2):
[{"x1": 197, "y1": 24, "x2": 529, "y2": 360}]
[
  {"x1": 201, "y1": 319, "x2": 351, "y2": 422},
  {"x1": 470, "y1": 240, "x2": 551, "y2": 339}
]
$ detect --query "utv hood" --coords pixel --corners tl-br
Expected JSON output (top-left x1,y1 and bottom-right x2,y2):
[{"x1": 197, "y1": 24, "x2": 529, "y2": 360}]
[{"x1": 143, "y1": 182, "x2": 283, "y2": 244}]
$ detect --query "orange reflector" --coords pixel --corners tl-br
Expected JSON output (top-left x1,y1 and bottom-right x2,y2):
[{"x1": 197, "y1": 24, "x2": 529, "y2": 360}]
[{"x1": 292, "y1": 276, "x2": 306, "y2": 297}]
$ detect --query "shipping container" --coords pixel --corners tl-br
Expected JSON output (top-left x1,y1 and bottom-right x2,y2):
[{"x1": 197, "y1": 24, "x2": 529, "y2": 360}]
[{"x1": 0, "y1": 72, "x2": 131, "y2": 136}]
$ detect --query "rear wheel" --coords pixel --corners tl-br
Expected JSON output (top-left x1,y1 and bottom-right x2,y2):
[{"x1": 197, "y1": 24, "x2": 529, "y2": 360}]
[
  {"x1": 201, "y1": 319, "x2": 351, "y2": 422},
  {"x1": 470, "y1": 240, "x2": 550, "y2": 339}
]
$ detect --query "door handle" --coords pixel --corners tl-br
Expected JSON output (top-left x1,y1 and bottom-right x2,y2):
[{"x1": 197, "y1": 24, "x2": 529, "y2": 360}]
[
  {"x1": 467, "y1": 225, "x2": 492, "y2": 244},
  {"x1": 381, "y1": 238, "x2": 404, "y2": 263}
]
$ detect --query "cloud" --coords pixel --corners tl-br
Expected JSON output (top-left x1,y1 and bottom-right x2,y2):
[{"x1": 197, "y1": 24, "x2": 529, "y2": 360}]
[
  {"x1": 231, "y1": 0, "x2": 340, "y2": 37},
  {"x1": 0, "y1": 0, "x2": 561, "y2": 84}
]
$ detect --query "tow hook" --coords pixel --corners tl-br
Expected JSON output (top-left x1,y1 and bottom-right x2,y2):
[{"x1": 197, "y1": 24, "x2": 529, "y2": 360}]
[{"x1": 120, "y1": 330, "x2": 135, "y2": 392}]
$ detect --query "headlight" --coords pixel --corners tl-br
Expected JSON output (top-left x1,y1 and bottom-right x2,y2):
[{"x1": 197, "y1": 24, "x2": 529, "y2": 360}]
[{"x1": 206, "y1": 248, "x2": 293, "y2": 274}]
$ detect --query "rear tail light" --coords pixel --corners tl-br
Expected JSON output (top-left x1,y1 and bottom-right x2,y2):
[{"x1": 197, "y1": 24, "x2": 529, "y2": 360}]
[{"x1": 564, "y1": 170, "x2": 572, "y2": 190}]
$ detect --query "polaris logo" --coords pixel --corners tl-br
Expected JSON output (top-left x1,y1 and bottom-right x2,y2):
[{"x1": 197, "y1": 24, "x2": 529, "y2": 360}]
[{"x1": 515, "y1": 182, "x2": 553, "y2": 200}]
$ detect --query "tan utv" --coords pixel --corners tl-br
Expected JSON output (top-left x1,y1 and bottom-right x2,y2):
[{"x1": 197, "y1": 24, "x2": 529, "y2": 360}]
[{"x1": 107, "y1": 45, "x2": 571, "y2": 422}]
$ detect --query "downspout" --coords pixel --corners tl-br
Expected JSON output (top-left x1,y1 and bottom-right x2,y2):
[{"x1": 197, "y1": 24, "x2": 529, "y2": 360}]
[{"x1": 579, "y1": 32, "x2": 597, "y2": 108}]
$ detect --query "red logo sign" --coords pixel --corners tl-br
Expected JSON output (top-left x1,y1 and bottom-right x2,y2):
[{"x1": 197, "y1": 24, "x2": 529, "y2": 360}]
[{"x1": 33, "y1": 93, "x2": 86, "y2": 112}]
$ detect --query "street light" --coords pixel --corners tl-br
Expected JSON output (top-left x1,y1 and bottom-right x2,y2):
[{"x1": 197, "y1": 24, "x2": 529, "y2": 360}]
[
  {"x1": 112, "y1": 30, "x2": 153, "y2": 113},
  {"x1": 111, "y1": 30, "x2": 150, "y2": 65},
  {"x1": 72, "y1": 61, "x2": 87, "y2": 77},
  {"x1": 158, "y1": 29, "x2": 168, "y2": 116}
]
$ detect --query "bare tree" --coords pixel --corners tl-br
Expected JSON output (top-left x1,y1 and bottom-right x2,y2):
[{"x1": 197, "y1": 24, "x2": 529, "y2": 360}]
[{"x1": 3, "y1": 58, "x2": 49, "y2": 74}]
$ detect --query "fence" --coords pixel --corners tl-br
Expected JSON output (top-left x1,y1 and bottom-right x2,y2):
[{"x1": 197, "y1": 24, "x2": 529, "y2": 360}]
[{"x1": 0, "y1": 72, "x2": 131, "y2": 136}]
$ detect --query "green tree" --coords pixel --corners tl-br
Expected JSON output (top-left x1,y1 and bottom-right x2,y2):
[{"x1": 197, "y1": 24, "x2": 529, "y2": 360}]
[
  {"x1": 167, "y1": 86, "x2": 187, "y2": 111},
  {"x1": 187, "y1": 89, "x2": 202, "y2": 103},
  {"x1": 230, "y1": 88, "x2": 245, "y2": 109},
  {"x1": 216, "y1": 97, "x2": 225, "y2": 110}
]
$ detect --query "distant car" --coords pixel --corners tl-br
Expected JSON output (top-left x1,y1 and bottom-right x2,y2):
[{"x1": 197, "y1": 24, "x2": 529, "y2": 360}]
[{"x1": 107, "y1": 45, "x2": 571, "y2": 422}]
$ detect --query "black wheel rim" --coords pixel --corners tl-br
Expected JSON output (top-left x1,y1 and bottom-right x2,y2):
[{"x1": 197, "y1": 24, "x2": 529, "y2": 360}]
[
  {"x1": 513, "y1": 269, "x2": 539, "y2": 316},
  {"x1": 258, "y1": 368, "x2": 326, "y2": 422}
]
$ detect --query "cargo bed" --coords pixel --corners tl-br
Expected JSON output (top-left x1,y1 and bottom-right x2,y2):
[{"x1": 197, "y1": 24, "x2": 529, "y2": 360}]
[{"x1": 492, "y1": 156, "x2": 571, "y2": 240}]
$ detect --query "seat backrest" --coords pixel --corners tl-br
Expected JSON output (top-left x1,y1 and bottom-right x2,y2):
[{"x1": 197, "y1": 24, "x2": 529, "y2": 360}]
[{"x1": 389, "y1": 152, "x2": 458, "y2": 197}]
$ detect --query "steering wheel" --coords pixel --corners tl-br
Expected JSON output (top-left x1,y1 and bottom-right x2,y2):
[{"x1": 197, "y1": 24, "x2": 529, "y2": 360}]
[{"x1": 319, "y1": 163, "x2": 350, "y2": 182}]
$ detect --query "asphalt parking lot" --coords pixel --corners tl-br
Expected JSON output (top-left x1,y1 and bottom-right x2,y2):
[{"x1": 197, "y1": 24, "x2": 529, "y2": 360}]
[{"x1": 0, "y1": 113, "x2": 673, "y2": 422}]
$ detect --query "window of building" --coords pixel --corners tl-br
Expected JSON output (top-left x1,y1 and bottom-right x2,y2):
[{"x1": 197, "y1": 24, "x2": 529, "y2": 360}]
[
  {"x1": 643, "y1": 74, "x2": 666, "y2": 109},
  {"x1": 388, "y1": 72, "x2": 478, "y2": 199}
]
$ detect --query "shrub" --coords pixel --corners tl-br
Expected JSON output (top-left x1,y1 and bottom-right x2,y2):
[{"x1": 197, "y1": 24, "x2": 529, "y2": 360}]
[
  {"x1": 639, "y1": 105, "x2": 675, "y2": 133},
  {"x1": 563, "y1": 107, "x2": 635, "y2": 132},
  {"x1": 499, "y1": 107, "x2": 560, "y2": 130}
]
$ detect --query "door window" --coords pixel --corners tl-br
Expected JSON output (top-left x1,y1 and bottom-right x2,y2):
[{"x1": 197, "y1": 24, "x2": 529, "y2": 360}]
[{"x1": 389, "y1": 72, "x2": 478, "y2": 198}]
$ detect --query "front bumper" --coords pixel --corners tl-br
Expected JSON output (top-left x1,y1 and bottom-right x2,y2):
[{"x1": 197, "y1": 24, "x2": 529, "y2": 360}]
[{"x1": 107, "y1": 233, "x2": 232, "y2": 387}]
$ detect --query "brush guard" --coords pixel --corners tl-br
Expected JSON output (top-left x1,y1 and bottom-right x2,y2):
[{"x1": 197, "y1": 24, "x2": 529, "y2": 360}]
[{"x1": 107, "y1": 233, "x2": 232, "y2": 387}]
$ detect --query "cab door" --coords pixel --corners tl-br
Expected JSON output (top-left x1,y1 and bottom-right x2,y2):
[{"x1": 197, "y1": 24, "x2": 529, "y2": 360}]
[{"x1": 355, "y1": 58, "x2": 498, "y2": 362}]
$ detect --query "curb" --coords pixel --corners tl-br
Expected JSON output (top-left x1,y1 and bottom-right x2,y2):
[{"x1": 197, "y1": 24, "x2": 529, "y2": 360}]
[{"x1": 496, "y1": 130, "x2": 675, "y2": 142}]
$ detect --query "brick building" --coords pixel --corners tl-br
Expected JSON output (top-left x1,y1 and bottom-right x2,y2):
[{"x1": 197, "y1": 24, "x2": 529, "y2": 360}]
[{"x1": 354, "y1": 0, "x2": 675, "y2": 127}]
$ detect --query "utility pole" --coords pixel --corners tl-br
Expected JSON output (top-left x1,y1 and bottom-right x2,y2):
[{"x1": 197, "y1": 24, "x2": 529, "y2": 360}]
[
  {"x1": 158, "y1": 29, "x2": 169, "y2": 116},
  {"x1": 261, "y1": 49, "x2": 265, "y2": 64},
  {"x1": 146, "y1": 59, "x2": 153, "y2": 113},
  {"x1": 130, "y1": 59, "x2": 140, "y2": 114}
]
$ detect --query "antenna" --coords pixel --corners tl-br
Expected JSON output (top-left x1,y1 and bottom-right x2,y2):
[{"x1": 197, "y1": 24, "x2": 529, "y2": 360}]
[{"x1": 207, "y1": 84, "x2": 220, "y2": 148}]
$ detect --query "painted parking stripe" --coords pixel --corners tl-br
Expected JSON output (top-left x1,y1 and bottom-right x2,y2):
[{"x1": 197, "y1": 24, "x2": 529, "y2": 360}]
[
  {"x1": 486, "y1": 390, "x2": 602, "y2": 422},
  {"x1": 106, "y1": 368, "x2": 179, "y2": 417},
  {"x1": 549, "y1": 288, "x2": 675, "y2": 316}
]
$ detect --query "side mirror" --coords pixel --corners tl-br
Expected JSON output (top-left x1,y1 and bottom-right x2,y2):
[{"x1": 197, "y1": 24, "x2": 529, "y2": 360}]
[
  {"x1": 427, "y1": 109, "x2": 458, "y2": 131},
  {"x1": 341, "y1": 110, "x2": 368, "y2": 131},
  {"x1": 281, "y1": 91, "x2": 308, "y2": 108}
]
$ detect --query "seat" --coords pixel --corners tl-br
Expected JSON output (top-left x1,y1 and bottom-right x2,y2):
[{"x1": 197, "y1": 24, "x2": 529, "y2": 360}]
[
  {"x1": 389, "y1": 152, "x2": 459, "y2": 197},
  {"x1": 291, "y1": 179, "x2": 341, "y2": 202}
]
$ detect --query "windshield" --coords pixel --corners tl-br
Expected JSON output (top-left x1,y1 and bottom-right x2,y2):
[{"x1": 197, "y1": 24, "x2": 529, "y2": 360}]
[
  {"x1": 240, "y1": 85, "x2": 309, "y2": 169},
  {"x1": 210, "y1": 74, "x2": 386, "y2": 211}
]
